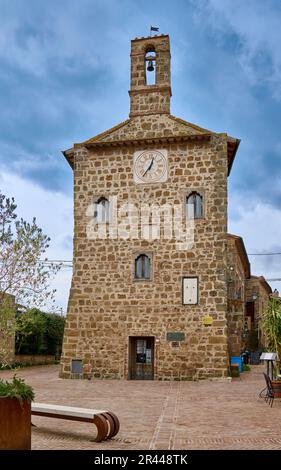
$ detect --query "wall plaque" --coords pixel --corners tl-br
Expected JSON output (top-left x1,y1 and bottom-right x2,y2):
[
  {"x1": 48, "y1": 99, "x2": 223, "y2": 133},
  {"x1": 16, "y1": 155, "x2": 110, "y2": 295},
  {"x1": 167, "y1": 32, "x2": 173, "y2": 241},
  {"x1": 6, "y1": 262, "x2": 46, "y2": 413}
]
[
  {"x1": 166, "y1": 332, "x2": 185, "y2": 342},
  {"x1": 71, "y1": 359, "x2": 83, "y2": 374},
  {"x1": 202, "y1": 315, "x2": 213, "y2": 326}
]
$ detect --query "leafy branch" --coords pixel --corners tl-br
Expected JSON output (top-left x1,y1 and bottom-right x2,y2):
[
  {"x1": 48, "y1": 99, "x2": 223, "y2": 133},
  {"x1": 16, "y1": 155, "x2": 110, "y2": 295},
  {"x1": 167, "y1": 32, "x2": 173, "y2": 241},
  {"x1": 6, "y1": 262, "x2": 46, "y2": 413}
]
[
  {"x1": 0, "y1": 190, "x2": 61, "y2": 364},
  {"x1": 261, "y1": 296, "x2": 281, "y2": 362},
  {"x1": 0, "y1": 375, "x2": 34, "y2": 405}
]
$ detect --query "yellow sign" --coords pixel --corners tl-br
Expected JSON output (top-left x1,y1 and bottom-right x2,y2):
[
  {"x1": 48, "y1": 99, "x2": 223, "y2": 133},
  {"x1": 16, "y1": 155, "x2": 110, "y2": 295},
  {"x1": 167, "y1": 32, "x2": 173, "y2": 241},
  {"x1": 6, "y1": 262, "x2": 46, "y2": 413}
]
[{"x1": 202, "y1": 315, "x2": 213, "y2": 326}]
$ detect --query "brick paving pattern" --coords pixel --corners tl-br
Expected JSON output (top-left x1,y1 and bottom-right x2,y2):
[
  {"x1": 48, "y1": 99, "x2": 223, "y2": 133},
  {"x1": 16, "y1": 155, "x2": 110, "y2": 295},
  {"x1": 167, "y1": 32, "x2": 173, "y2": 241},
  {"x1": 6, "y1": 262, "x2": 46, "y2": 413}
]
[{"x1": 1, "y1": 365, "x2": 281, "y2": 450}]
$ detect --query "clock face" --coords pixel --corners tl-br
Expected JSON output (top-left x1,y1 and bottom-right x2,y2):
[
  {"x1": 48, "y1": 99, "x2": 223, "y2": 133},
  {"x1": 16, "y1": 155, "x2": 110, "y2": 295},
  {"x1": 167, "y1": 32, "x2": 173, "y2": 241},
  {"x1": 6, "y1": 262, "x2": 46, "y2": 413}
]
[{"x1": 133, "y1": 149, "x2": 168, "y2": 184}]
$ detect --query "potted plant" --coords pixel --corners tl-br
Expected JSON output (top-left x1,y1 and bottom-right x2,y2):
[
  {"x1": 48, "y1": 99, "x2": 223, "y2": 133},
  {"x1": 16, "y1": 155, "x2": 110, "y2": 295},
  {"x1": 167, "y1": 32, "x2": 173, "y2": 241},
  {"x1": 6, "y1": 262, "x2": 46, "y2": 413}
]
[
  {"x1": 261, "y1": 296, "x2": 281, "y2": 396},
  {"x1": 0, "y1": 375, "x2": 34, "y2": 449}
]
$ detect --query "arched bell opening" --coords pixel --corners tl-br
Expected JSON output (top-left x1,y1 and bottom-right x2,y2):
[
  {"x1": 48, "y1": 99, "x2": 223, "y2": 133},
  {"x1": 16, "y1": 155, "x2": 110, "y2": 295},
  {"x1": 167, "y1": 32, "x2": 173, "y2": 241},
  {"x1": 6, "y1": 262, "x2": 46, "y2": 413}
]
[{"x1": 145, "y1": 47, "x2": 156, "y2": 85}]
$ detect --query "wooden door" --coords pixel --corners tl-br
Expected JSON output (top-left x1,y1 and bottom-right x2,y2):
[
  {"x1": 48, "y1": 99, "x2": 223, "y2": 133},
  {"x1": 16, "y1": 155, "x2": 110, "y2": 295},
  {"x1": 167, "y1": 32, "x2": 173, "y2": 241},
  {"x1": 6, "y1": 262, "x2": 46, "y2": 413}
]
[{"x1": 129, "y1": 337, "x2": 154, "y2": 380}]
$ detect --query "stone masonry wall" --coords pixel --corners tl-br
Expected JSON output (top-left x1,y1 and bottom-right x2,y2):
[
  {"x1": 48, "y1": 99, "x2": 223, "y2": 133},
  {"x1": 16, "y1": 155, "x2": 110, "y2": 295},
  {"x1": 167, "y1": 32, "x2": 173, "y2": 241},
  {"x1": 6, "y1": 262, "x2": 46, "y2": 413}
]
[
  {"x1": 60, "y1": 133, "x2": 229, "y2": 380},
  {"x1": 226, "y1": 238, "x2": 246, "y2": 357},
  {"x1": 100, "y1": 115, "x2": 201, "y2": 143},
  {"x1": 246, "y1": 277, "x2": 271, "y2": 348},
  {"x1": 129, "y1": 88, "x2": 171, "y2": 117},
  {"x1": 129, "y1": 35, "x2": 171, "y2": 116}
]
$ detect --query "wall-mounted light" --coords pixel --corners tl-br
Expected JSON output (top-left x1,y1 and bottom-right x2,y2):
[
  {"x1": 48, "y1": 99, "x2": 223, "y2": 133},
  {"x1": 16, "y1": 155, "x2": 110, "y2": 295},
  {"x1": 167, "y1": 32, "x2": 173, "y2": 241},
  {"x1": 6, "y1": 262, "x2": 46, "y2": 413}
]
[{"x1": 252, "y1": 292, "x2": 258, "y2": 301}]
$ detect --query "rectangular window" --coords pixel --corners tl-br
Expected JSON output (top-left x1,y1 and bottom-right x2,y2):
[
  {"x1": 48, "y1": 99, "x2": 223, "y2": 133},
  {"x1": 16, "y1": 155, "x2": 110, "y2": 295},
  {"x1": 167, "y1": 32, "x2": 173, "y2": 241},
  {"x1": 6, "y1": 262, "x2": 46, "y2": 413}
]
[{"x1": 182, "y1": 277, "x2": 198, "y2": 304}]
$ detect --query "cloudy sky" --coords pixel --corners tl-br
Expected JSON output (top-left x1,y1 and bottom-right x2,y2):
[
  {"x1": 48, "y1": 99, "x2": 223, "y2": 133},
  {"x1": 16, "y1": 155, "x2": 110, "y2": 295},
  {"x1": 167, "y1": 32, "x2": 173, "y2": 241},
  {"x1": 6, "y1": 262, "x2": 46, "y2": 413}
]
[{"x1": 1, "y1": 0, "x2": 281, "y2": 310}]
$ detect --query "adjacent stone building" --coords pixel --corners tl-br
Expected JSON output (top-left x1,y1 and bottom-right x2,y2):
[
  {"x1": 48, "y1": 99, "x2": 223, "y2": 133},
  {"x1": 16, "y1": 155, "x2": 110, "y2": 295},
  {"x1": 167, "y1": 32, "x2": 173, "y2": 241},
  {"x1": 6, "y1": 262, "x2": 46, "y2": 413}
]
[
  {"x1": 60, "y1": 34, "x2": 268, "y2": 380},
  {"x1": 245, "y1": 275, "x2": 272, "y2": 349},
  {"x1": 226, "y1": 234, "x2": 251, "y2": 357}
]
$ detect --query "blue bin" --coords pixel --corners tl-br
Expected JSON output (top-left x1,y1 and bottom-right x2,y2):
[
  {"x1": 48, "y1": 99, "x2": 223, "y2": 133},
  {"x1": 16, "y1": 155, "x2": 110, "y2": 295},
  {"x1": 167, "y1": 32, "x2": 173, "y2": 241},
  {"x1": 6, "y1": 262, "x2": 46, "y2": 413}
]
[
  {"x1": 231, "y1": 356, "x2": 243, "y2": 372},
  {"x1": 252, "y1": 351, "x2": 260, "y2": 365}
]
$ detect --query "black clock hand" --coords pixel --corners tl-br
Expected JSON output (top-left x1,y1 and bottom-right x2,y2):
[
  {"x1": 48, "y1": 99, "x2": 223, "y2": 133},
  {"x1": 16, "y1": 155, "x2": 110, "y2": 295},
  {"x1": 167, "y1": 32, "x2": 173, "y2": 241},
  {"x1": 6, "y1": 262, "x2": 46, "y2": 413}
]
[{"x1": 143, "y1": 157, "x2": 154, "y2": 177}]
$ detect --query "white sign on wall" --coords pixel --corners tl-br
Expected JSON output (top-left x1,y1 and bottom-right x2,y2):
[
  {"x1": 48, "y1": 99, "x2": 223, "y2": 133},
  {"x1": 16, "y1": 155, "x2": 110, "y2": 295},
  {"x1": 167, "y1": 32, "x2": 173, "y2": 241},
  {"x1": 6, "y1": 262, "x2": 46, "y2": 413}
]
[{"x1": 182, "y1": 277, "x2": 198, "y2": 305}]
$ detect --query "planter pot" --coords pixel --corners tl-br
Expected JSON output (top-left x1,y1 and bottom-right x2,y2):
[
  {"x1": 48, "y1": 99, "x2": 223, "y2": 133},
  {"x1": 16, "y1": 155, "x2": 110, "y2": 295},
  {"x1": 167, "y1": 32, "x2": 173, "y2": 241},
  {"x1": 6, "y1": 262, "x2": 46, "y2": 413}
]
[
  {"x1": 230, "y1": 364, "x2": 240, "y2": 377},
  {"x1": 272, "y1": 381, "x2": 281, "y2": 398},
  {"x1": 0, "y1": 397, "x2": 31, "y2": 450}
]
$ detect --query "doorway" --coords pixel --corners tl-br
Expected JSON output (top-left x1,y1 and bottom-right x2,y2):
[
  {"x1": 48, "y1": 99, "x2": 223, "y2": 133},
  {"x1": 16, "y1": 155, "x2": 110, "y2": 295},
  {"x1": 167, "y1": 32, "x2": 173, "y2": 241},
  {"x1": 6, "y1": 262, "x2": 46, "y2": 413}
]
[
  {"x1": 246, "y1": 301, "x2": 255, "y2": 330},
  {"x1": 129, "y1": 337, "x2": 154, "y2": 380}
]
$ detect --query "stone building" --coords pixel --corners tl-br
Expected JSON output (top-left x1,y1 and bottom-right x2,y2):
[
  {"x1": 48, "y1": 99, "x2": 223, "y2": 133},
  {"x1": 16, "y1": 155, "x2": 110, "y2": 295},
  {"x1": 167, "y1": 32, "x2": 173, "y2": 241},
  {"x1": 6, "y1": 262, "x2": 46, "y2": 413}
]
[
  {"x1": 245, "y1": 276, "x2": 272, "y2": 349},
  {"x1": 61, "y1": 34, "x2": 251, "y2": 380},
  {"x1": 226, "y1": 234, "x2": 250, "y2": 357}
]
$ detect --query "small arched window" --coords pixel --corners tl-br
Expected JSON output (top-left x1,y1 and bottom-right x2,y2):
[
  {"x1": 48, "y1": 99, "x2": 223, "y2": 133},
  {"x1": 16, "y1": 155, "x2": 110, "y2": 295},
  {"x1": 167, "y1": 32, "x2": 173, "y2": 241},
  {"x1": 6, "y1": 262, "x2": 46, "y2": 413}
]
[
  {"x1": 186, "y1": 192, "x2": 203, "y2": 219},
  {"x1": 95, "y1": 197, "x2": 110, "y2": 223},
  {"x1": 135, "y1": 254, "x2": 151, "y2": 280},
  {"x1": 145, "y1": 48, "x2": 156, "y2": 85}
]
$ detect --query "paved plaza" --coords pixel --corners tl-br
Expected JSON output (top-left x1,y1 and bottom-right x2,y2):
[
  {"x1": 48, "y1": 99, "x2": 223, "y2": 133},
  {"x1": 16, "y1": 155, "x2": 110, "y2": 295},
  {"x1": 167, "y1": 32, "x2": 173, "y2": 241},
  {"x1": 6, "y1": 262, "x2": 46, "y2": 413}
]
[{"x1": 1, "y1": 365, "x2": 281, "y2": 450}]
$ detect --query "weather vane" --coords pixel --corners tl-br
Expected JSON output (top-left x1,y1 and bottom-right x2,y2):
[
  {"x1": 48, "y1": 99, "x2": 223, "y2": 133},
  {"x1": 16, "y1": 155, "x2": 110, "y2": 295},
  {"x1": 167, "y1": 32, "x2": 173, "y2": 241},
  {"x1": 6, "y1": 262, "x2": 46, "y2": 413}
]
[{"x1": 150, "y1": 26, "x2": 159, "y2": 36}]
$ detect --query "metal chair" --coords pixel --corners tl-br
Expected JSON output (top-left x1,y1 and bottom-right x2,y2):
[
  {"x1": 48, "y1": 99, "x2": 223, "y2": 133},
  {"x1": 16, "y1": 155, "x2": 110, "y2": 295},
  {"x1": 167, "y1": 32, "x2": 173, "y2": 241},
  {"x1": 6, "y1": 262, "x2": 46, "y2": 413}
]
[{"x1": 259, "y1": 372, "x2": 274, "y2": 407}]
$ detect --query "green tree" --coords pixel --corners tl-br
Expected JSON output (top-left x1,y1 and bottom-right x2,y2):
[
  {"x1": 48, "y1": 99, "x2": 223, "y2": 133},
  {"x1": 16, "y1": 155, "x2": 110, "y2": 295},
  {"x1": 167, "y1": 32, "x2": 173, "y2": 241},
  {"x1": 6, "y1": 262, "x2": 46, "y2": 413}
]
[
  {"x1": 43, "y1": 313, "x2": 65, "y2": 356},
  {"x1": 15, "y1": 308, "x2": 65, "y2": 356},
  {"x1": 0, "y1": 295, "x2": 16, "y2": 366},
  {"x1": 0, "y1": 192, "x2": 60, "y2": 307},
  {"x1": 15, "y1": 309, "x2": 46, "y2": 354},
  {"x1": 0, "y1": 190, "x2": 61, "y2": 363},
  {"x1": 261, "y1": 296, "x2": 281, "y2": 362}
]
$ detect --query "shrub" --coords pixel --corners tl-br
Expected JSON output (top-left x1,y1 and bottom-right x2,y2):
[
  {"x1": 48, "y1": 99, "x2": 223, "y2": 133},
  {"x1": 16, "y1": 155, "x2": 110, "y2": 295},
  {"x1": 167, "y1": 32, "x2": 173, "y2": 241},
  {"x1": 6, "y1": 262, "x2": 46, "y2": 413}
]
[
  {"x1": 261, "y1": 296, "x2": 281, "y2": 362},
  {"x1": 16, "y1": 308, "x2": 65, "y2": 356},
  {"x1": 0, "y1": 375, "x2": 34, "y2": 405}
]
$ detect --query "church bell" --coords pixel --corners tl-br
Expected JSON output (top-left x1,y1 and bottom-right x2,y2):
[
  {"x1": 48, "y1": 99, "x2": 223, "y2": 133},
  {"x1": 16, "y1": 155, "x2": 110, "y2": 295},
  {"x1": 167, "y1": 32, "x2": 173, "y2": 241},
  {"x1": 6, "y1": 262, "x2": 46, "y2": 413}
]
[{"x1": 147, "y1": 60, "x2": 155, "y2": 72}]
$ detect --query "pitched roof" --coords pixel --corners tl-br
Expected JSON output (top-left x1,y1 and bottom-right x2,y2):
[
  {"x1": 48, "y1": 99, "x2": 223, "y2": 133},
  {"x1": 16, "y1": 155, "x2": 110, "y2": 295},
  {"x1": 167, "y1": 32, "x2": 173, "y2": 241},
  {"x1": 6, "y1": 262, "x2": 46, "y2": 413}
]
[
  {"x1": 82, "y1": 119, "x2": 131, "y2": 144},
  {"x1": 63, "y1": 114, "x2": 240, "y2": 175},
  {"x1": 249, "y1": 275, "x2": 272, "y2": 294},
  {"x1": 227, "y1": 233, "x2": 251, "y2": 278},
  {"x1": 169, "y1": 116, "x2": 239, "y2": 173}
]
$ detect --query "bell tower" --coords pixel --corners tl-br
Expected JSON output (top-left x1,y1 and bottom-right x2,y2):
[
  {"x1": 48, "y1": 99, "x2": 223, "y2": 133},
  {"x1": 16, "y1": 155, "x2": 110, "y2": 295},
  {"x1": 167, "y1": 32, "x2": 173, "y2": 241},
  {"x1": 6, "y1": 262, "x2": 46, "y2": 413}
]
[
  {"x1": 60, "y1": 32, "x2": 241, "y2": 382},
  {"x1": 129, "y1": 34, "x2": 171, "y2": 117}
]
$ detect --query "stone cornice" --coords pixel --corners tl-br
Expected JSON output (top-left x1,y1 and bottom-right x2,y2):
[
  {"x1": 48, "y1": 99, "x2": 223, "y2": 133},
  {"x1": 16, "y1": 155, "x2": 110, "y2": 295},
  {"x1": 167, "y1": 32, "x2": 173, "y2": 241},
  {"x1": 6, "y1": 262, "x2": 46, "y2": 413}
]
[
  {"x1": 74, "y1": 133, "x2": 212, "y2": 150},
  {"x1": 129, "y1": 110, "x2": 170, "y2": 117},
  {"x1": 129, "y1": 85, "x2": 171, "y2": 96},
  {"x1": 62, "y1": 133, "x2": 230, "y2": 169},
  {"x1": 131, "y1": 34, "x2": 169, "y2": 44},
  {"x1": 227, "y1": 139, "x2": 240, "y2": 176},
  {"x1": 63, "y1": 131, "x2": 238, "y2": 176}
]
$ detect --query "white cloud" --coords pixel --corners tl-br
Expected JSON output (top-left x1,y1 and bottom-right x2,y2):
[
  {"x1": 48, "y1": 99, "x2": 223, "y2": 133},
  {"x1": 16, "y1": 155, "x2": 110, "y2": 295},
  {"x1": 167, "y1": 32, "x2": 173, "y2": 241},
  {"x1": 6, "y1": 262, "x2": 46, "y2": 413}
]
[
  {"x1": 0, "y1": 0, "x2": 131, "y2": 80},
  {"x1": 0, "y1": 168, "x2": 73, "y2": 311},
  {"x1": 229, "y1": 193, "x2": 281, "y2": 291},
  {"x1": 195, "y1": 0, "x2": 281, "y2": 99},
  {"x1": 0, "y1": 8, "x2": 96, "y2": 77}
]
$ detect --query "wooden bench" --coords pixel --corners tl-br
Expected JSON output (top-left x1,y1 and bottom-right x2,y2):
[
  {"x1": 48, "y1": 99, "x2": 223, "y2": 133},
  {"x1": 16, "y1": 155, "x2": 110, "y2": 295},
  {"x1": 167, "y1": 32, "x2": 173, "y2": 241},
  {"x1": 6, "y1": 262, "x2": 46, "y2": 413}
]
[{"x1": 31, "y1": 403, "x2": 119, "y2": 442}]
